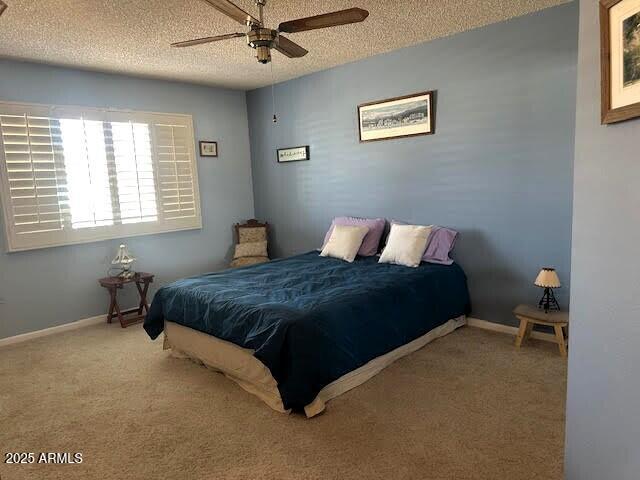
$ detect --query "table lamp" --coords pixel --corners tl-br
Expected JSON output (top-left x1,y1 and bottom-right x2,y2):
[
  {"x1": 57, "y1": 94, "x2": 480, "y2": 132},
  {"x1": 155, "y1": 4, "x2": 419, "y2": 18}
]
[
  {"x1": 535, "y1": 267, "x2": 561, "y2": 312},
  {"x1": 112, "y1": 244, "x2": 136, "y2": 279}
]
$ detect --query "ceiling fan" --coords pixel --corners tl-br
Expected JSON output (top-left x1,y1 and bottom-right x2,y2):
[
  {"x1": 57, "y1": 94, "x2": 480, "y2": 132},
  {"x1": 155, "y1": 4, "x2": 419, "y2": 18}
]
[
  {"x1": 172, "y1": 0, "x2": 369, "y2": 64},
  {"x1": 0, "y1": 1, "x2": 7, "y2": 17}
]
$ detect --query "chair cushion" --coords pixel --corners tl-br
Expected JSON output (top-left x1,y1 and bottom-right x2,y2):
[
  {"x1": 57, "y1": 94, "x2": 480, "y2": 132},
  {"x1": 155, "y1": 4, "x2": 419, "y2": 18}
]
[
  {"x1": 230, "y1": 256, "x2": 270, "y2": 268},
  {"x1": 238, "y1": 227, "x2": 267, "y2": 244},
  {"x1": 234, "y1": 241, "x2": 268, "y2": 259}
]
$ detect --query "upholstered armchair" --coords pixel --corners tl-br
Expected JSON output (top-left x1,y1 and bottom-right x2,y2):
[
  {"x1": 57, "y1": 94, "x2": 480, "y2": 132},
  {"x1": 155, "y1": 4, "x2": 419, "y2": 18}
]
[{"x1": 230, "y1": 219, "x2": 270, "y2": 268}]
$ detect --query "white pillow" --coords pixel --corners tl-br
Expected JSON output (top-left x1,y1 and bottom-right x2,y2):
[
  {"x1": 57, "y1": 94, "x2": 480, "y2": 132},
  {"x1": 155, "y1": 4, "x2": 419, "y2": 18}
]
[
  {"x1": 320, "y1": 224, "x2": 369, "y2": 263},
  {"x1": 378, "y1": 224, "x2": 433, "y2": 267}
]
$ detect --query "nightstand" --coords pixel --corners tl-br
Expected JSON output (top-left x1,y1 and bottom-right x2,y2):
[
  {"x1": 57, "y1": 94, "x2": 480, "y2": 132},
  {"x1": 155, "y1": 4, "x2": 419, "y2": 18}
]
[
  {"x1": 99, "y1": 272, "x2": 154, "y2": 328},
  {"x1": 513, "y1": 304, "x2": 569, "y2": 357}
]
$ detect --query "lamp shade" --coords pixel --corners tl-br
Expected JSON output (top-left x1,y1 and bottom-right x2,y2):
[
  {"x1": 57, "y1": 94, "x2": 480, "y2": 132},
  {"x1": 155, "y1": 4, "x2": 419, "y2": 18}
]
[{"x1": 534, "y1": 268, "x2": 561, "y2": 288}]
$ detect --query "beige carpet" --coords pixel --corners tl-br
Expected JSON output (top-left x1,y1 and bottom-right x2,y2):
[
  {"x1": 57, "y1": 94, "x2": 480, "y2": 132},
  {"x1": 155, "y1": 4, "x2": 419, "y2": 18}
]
[{"x1": 0, "y1": 324, "x2": 566, "y2": 480}]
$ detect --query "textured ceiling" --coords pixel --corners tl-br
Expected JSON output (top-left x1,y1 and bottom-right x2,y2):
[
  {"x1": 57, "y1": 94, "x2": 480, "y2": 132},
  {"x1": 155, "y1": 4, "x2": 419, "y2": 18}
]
[{"x1": 0, "y1": 0, "x2": 570, "y2": 90}]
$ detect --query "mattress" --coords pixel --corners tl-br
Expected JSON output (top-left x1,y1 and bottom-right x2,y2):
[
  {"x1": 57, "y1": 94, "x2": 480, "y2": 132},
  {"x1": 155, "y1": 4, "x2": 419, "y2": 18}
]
[
  {"x1": 145, "y1": 251, "x2": 471, "y2": 411},
  {"x1": 164, "y1": 316, "x2": 467, "y2": 417}
]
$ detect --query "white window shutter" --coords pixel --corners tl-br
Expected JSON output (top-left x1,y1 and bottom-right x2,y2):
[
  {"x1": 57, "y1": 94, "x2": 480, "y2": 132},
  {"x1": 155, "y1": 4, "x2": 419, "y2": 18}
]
[
  {"x1": 110, "y1": 120, "x2": 158, "y2": 225},
  {"x1": 0, "y1": 112, "x2": 65, "y2": 237},
  {"x1": 0, "y1": 102, "x2": 201, "y2": 252},
  {"x1": 154, "y1": 123, "x2": 198, "y2": 221}
]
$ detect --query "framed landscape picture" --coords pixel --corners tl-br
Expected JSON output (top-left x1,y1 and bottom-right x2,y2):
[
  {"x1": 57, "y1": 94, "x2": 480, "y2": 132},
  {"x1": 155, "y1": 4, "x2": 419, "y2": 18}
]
[
  {"x1": 601, "y1": 0, "x2": 640, "y2": 124},
  {"x1": 358, "y1": 91, "x2": 434, "y2": 142}
]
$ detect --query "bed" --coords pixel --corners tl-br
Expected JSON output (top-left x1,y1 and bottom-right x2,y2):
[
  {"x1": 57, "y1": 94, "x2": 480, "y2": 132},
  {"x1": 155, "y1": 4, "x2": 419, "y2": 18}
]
[{"x1": 144, "y1": 251, "x2": 471, "y2": 417}]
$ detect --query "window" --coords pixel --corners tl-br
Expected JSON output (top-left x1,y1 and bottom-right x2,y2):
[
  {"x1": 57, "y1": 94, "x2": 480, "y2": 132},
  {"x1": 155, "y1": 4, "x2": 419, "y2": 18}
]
[{"x1": 0, "y1": 101, "x2": 201, "y2": 252}]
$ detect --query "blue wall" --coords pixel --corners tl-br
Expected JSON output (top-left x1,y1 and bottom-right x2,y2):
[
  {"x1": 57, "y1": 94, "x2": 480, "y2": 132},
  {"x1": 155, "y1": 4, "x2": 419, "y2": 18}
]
[
  {"x1": 565, "y1": 0, "x2": 640, "y2": 478},
  {"x1": 247, "y1": 2, "x2": 578, "y2": 326},
  {"x1": 0, "y1": 60, "x2": 254, "y2": 339}
]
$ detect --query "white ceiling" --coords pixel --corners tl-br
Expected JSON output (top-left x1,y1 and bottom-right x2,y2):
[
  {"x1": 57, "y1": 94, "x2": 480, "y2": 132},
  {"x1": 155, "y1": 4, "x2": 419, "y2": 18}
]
[{"x1": 0, "y1": 0, "x2": 570, "y2": 90}]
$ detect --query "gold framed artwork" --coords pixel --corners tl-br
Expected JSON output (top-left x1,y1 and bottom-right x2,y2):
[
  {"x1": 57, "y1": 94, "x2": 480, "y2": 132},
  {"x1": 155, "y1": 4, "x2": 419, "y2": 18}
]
[{"x1": 601, "y1": 0, "x2": 640, "y2": 124}]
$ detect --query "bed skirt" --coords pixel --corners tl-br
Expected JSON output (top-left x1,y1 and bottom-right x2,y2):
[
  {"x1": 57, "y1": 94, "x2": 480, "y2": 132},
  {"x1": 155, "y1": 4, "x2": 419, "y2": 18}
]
[{"x1": 163, "y1": 316, "x2": 466, "y2": 418}]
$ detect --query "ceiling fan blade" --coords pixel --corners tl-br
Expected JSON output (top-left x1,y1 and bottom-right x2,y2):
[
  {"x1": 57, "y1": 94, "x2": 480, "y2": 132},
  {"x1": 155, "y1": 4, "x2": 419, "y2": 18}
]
[
  {"x1": 0, "y1": 1, "x2": 7, "y2": 17},
  {"x1": 200, "y1": 0, "x2": 259, "y2": 26},
  {"x1": 278, "y1": 8, "x2": 369, "y2": 34},
  {"x1": 274, "y1": 35, "x2": 308, "y2": 58},
  {"x1": 171, "y1": 32, "x2": 245, "y2": 48}
]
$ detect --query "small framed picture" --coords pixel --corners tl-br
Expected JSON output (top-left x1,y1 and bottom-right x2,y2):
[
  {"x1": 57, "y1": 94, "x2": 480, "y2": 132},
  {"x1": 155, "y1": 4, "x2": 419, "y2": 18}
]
[
  {"x1": 601, "y1": 0, "x2": 640, "y2": 124},
  {"x1": 199, "y1": 141, "x2": 218, "y2": 157},
  {"x1": 358, "y1": 91, "x2": 435, "y2": 142},
  {"x1": 277, "y1": 146, "x2": 310, "y2": 163}
]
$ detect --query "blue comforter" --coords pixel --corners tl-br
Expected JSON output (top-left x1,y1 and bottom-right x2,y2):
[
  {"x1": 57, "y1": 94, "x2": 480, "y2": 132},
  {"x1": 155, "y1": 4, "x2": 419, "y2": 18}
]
[{"x1": 144, "y1": 252, "x2": 471, "y2": 410}]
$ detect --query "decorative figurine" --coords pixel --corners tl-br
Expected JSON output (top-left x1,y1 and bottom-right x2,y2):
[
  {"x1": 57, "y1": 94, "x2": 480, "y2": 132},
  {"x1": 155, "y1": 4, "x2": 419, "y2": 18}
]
[{"x1": 111, "y1": 244, "x2": 136, "y2": 279}]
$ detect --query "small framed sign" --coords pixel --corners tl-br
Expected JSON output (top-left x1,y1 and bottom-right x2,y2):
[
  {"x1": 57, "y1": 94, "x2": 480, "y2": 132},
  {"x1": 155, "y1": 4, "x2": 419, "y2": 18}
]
[
  {"x1": 277, "y1": 146, "x2": 310, "y2": 163},
  {"x1": 199, "y1": 141, "x2": 218, "y2": 157}
]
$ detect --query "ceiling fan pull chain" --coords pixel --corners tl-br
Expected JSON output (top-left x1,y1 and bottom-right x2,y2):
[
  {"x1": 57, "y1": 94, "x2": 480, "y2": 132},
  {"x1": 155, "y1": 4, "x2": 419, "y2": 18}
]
[
  {"x1": 266, "y1": 0, "x2": 274, "y2": 124},
  {"x1": 271, "y1": 60, "x2": 277, "y2": 123}
]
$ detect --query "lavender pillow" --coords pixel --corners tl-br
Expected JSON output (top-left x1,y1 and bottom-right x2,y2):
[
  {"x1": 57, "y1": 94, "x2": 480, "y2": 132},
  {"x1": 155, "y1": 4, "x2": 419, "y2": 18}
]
[
  {"x1": 322, "y1": 217, "x2": 386, "y2": 257},
  {"x1": 422, "y1": 226, "x2": 458, "y2": 265},
  {"x1": 387, "y1": 221, "x2": 458, "y2": 265}
]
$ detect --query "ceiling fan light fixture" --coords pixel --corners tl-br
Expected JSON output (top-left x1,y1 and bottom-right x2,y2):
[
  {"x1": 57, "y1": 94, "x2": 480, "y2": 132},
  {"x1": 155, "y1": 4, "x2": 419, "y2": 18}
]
[
  {"x1": 247, "y1": 28, "x2": 277, "y2": 63},
  {"x1": 173, "y1": 0, "x2": 369, "y2": 65},
  {"x1": 247, "y1": 28, "x2": 276, "y2": 48},
  {"x1": 256, "y1": 45, "x2": 271, "y2": 64}
]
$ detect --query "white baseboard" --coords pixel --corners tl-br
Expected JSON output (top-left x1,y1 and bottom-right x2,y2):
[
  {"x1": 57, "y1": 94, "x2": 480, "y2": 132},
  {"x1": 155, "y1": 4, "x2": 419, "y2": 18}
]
[
  {"x1": 467, "y1": 317, "x2": 557, "y2": 342},
  {"x1": 0, "y1": 313, "x2": 554, "y2": 349},
  {"x1": 0, "y1": 314, "x2": 107, "y2": 348}
]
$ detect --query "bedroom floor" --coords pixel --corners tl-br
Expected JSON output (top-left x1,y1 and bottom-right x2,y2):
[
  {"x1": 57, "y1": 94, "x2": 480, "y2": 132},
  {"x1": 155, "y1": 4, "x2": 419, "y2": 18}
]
[{"x1": 0, "y1": 324, "x2": 566, "y2": 480}]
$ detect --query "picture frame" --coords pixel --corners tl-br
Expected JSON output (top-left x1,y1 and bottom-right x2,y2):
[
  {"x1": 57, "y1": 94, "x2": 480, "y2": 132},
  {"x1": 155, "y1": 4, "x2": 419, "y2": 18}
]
[
  {"x1": 277, "y1": 146, "x2": 310, "y2": 163},
  {"x1": 357, "y1": 91, "x2": 435, "y2": 142},
  {"x1": 199, "y1": 141, "x2": 218, "y2": 157},
  {"x1": 600, "y1": 0, "x2": 640, "y2": 124}
]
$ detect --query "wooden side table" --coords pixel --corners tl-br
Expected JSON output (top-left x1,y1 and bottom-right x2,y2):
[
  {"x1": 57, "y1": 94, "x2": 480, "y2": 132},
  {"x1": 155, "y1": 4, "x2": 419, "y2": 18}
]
[
  {"x1": 513, "y1": 304, "x2": 569, "y2": 357},
  {"x1": 99, "y1": 272, "x2": 154, "y2": 328}
]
